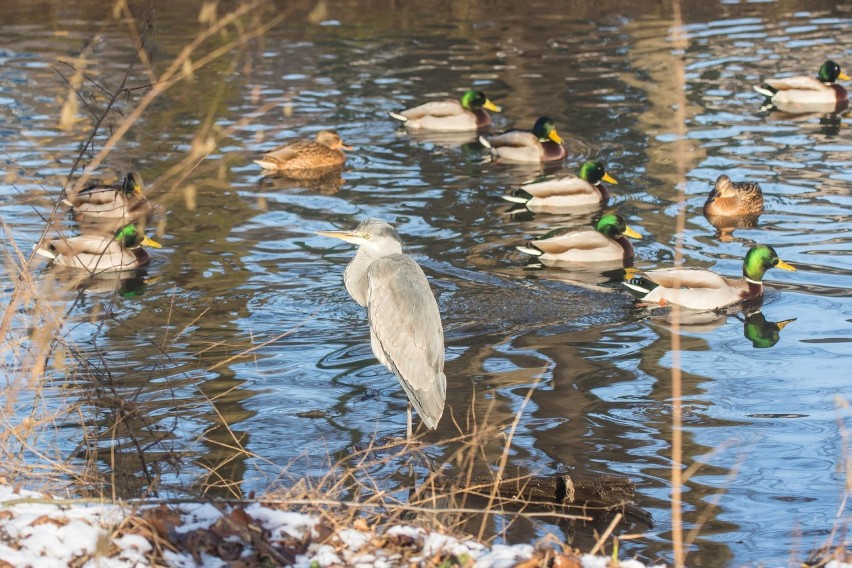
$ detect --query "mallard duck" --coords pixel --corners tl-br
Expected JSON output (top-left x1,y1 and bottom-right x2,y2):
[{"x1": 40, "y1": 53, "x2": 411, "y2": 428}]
[
  {"x1": 389, "y1": 89, "x2": 502, "y2": 131},
  {"x1": 64, "y1": 172, "x2": 150, "y2": 220},
  {"x1": 623, "y1": 244, "x2": 796, "y2": 311},
  {"x1": 503, "y1": 160, "x2": 618, "y2": 212},
  {"x1": 253, "y1": 130, "x2": 351, "y2": 175},
  {"x1": 703, "y1": 174, "x2": 764, "y2": 218},
  {"x1": 35, "y1": 223, "x2": 161, "y2": 272},
  {"x1": 480, "y1": 117, "x2": 566, "y2": 163},
  {"x1": 754, "y1": 60, "x2": 850, "y2": 107},
  {"x1": 516, "y1": 213, "x2": 641, "y2": 267}
]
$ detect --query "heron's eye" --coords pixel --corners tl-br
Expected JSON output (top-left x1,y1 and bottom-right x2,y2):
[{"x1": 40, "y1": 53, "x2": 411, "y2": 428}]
[{"x1": 363, "y1": 232, "x2": 371, "y2": 239}]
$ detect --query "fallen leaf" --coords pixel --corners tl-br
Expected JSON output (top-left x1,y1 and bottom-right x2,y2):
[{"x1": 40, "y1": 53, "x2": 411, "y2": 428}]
[
  {"x1": 141, "y1": 505, "x2": 183, "y2": 538},
  {"x1": 30, "y1": 515, "x2": 69, "y2": 528}
]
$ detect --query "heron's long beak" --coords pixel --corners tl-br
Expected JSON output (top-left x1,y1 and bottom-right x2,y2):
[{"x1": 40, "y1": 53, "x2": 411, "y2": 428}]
[
  {"x1": 142, "y1": 235, "x2": 162, "y2": 248},
  {"x1": 548, "y1": 128, "x2": 564, "y2": 144},
  {"x1": 602, "y1": 172, "x2": 618, "y2": 184},
  {"x1": 839, "y1": 71, "x2": 851, "y2": 81},
  {"x1": 776, "y1": 259, "x2": 796, "y2": 271},
  {"x1": 623, "y1": 226, "x2": 642, "y2": 239},
  {"x1": 317, "y1": 230, "x2": 361, "y2": 244},
  {"x1": 483, "y1": 99, "x2": 502, "y2": 112}
]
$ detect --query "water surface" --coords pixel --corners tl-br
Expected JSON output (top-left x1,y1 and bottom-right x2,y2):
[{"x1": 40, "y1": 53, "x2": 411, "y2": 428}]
[{"x1": 1, "y1": 1, "x2": 851, "y2": 566}]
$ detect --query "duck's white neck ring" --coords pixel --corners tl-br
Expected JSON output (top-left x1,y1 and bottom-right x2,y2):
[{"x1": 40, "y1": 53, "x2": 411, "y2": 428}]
[{"x1": 745, "y1": 277, "x2": 763, "y2": 285}]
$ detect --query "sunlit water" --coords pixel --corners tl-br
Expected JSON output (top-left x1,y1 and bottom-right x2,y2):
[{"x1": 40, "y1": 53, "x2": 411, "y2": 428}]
[{"x1": 1, "y1": 2, "x2": 851, "y2": 566}]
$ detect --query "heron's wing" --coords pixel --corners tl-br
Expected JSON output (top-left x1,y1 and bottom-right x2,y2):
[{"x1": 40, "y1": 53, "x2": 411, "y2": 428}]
[
  {"x1": 366, "y1": 255, "x2": 446, "y2": 428},
  {"x1": 765, "y1": 76, "x2": 828, "y2": 92}
]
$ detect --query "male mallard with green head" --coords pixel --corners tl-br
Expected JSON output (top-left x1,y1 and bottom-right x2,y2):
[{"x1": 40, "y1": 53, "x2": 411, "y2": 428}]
[
  {"x1": 504, "y1": 160, "x2": 618, "y2": 212},
  {"x1": 389, "y1": 89, "x2": 502, "y2": 131},
  {"x1": 516, "y1": 213, "x2": 641, "y2": 267},
  {"x1": 623, "y1": 245, "x2": 796, "y2": 311},
  {"x1": 65, "y1": 172, "x2": 150, "y2": 220},
  {"x1": 480, "y1": 116, "x2": 567, "y2": 163},
  {"x1": 754, "y1": 60, "x2": 850, "y2": 107},
  {"x1": 36, "y1": 223, "x2": 162, "y2": 272},
  {"x1": 254, "y1": 130, "x2": 352, "y2": 175}
]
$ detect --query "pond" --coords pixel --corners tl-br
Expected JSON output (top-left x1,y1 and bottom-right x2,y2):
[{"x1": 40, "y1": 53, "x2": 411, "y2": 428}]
[{"x1": 1, "y1": 1, "x2": 851, "y2": 566}]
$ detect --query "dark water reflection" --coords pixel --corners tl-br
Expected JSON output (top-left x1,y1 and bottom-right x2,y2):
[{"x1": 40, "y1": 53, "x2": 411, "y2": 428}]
[{"x1": 1, "y1": 1, "x2": 851, "y2": 565}]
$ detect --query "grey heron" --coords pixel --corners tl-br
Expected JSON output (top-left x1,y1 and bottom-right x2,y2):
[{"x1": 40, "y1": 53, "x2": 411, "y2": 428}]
[{"x1": 317, "y1": 219, "x2": 446, "y2": 438}]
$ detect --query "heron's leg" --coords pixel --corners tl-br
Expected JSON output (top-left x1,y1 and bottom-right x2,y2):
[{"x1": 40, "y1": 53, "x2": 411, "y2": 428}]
[{"x1": 407, "y1": 402, "x2": 413, "y2": 439}]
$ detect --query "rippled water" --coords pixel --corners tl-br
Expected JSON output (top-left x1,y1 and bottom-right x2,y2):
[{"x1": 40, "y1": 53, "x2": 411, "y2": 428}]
[{"x1": 2, "y1": 1, "x2": 851, "y2": 566}]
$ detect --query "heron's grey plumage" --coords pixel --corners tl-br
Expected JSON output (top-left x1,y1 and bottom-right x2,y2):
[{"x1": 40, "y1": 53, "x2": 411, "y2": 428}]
[{"x1": 318, "y1": 219, "x2": 446, "y2": 435}]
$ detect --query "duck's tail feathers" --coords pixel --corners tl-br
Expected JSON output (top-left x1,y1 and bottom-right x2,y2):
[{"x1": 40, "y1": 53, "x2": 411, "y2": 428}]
[
  {"x1": 502, "y1": 191, "x2": 531, "y2": 204},
  {"x1": 60, "y1": 197, "x2": 73, "y2": 208},
  {"x1": 515, "y1": 244, "x2": 542, "y2": 257},
  {"x1": 388, "y1": 111, "x2": 408, "y2": 123},
  {"x1": 623, "y1": 275, "x2": 657, "y2": 296},
  {"x1": 753, "y1": 84, "x2": 776, "y2": 98},
  {"x1": 478, "y1": 135, "x2": 493, "y2": 150},
  {"x1": 253, "y1": 159, "x2": 277, "y2": 170},
  {"x1": 34, "y1": 243, "x2": 57, "y2": 260}
]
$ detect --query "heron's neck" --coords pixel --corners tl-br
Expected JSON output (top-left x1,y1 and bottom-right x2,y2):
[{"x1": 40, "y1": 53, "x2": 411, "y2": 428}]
[{"x1": 344, "y1": 248, "x2": 381, "y2": 307}]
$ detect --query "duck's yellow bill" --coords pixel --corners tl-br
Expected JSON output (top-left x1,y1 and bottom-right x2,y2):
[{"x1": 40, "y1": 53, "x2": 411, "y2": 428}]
[
  {"x1": 623, "y1": 267, "x2": 639, "y2": 280},
  {"x1": 623, "y1": 226, "x2": 642, "y2": 239},
  {"x1": 548, "y1": 129, "x2": 564, "y2": 144},
  {"x1": 602, "y1": 172, "x2": 618, "y2": 184},
  {"x1": 483, "y1": 99, "x2": 502, "y2": 113},
  {"x1": 839, "y1": 71, "x2": 851, "y2": 81},
  {"x1": 142, "y1": 235, "x2": 162, "y2": 249},
  {"x1": 776, "y1": 259, "x2": 796, "y2": 271},
  {"x1": 776, "y1": 318, "x2": 797, "y2": 331}
]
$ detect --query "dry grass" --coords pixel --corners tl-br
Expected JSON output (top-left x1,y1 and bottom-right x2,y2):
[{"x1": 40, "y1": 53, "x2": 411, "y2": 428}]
[{"x1": 0, "y1": 0, "x2": 294, "y2": 498}]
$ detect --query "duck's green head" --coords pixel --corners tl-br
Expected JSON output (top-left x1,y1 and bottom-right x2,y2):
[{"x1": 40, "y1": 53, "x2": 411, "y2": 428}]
[
  {"x1": 114, "y1": 224, "x2": 162, "y2": 249},
  {"x1": 818, "y1": 60, "x2": 851, "y2": 83},
  {"x1": 593, "y1": 213, "x2": 641, "y2": 240},
  {"x1": 122, "y1": 172, "x2": 145, "y2": 198},
  {"x1": 460, "y1": 89, "x2": 502, "y2": 113},
  {"x1": 532, "y1": 116, "x2": 563, "y2": 144},
  {"x1": 742, "y1": 244, "x2": 796, "y2": 282},
  {"x1": 578, "y1": 160, "x2": 618, "y2": 185}
]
